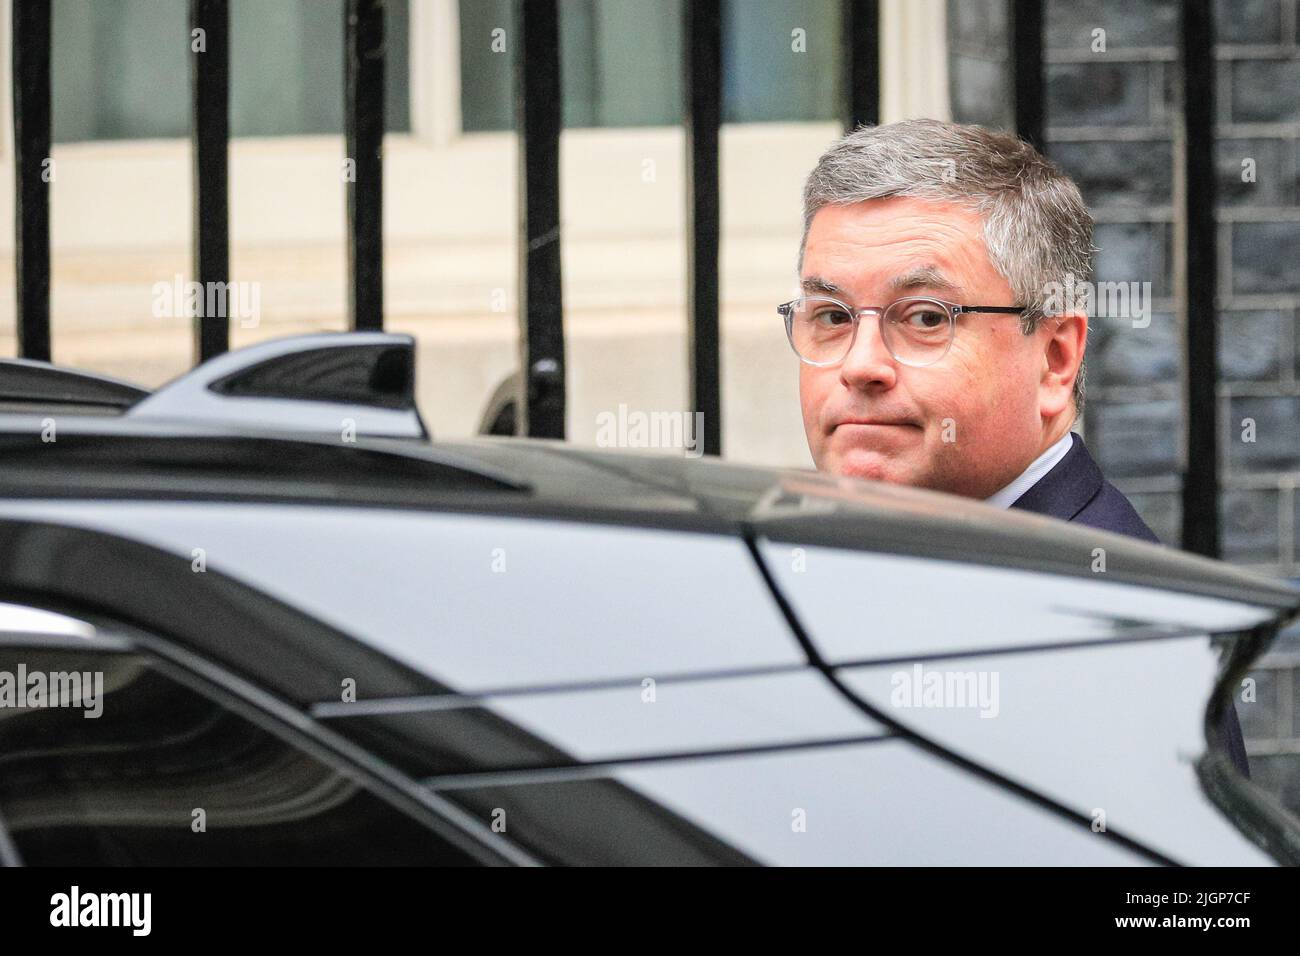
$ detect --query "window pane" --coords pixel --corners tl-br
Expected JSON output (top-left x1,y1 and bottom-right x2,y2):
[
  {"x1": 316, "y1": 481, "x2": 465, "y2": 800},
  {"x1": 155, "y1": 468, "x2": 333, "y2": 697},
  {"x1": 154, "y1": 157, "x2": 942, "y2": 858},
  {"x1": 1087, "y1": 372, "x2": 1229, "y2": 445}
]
[
  {"x1": 722, "y1": 0, "x2": 840, "y2": 123},
  {"x1": 52, "y1": 0, "x2": 410, "y2": 143},
  {"x1": 0, "y1": 647, "x2": 475, "y2": 865},
  {"x1": 457, "y1": 0, "x2": 838, "y2": 132},
  {"x1": 53, "y1": 0, "x2": 188, "y2": 141},
  {"x1": 230, "y1": 0, "x2": 410, "y2": 137},
  {"x1": 565, "y1": 0, "x2": 683, "y2": 127},
  {"x1": 945, "y1": 0, "x2": 1014, "y2": 130},
  {"x1": 458, "y1": 0, "x2": 515, "y2": 132}
]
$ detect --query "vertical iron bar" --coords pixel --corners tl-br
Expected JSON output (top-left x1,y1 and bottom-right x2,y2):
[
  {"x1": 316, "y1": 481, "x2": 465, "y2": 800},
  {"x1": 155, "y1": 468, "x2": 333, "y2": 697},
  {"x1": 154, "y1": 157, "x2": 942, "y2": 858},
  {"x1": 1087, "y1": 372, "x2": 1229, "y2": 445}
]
[
  {"x1": 346, "y1": 0, "x2": 385, "y2": 331},
  {"x1": 1179, "y1": 0, "x2": 1219, "y2": 558},
  {"x1": 684, "y1": 0, "x2": 722, "y2": 456},
  {"x1": 1011, "y1": 0, "x2": 1044, "y2": 151},
  {"x1": 190, "y1": 0, "x2": 230, "y2": 362},
  {"x1": 840, "y1": 0, "x2": 879, "y2": 131},
  {"x1": 514, "y1": 0, "x2": 565, "y2": 439},
  {"x1": 12, "y1": 0, "x2": 51, "y2": 361}
]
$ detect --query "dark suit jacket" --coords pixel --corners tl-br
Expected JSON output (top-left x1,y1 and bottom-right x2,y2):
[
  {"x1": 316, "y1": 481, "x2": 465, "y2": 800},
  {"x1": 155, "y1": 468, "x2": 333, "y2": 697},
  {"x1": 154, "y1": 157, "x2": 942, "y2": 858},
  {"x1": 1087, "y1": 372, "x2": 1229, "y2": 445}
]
[{"x1": 1008, "y1": 432, "x2": 1251, "y2": 778}]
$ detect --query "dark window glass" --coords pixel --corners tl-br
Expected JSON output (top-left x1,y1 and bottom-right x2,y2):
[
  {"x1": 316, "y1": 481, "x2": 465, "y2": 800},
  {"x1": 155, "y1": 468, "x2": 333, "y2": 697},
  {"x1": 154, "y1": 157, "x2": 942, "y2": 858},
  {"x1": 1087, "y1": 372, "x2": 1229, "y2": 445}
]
[
  {"x1": 52, "y1": 0, "x2": 410, "y2": 142},
  {"x1": 0, "y1": 647, "x2": 476, "y2": 865},
  {"x1": 458, "y1": 0, "x2": 840, "y2": 132},
  {"x1": 210, "y1": 344, "x2": 414, "y2": 409}
]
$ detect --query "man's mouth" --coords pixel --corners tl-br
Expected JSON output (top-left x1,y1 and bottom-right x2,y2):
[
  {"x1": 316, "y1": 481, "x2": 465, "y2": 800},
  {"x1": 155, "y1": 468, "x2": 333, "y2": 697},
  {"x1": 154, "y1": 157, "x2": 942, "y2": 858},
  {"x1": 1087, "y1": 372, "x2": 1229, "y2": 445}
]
[{"x1": 833, "y1": 418, "x2": 920, "y2": 430}]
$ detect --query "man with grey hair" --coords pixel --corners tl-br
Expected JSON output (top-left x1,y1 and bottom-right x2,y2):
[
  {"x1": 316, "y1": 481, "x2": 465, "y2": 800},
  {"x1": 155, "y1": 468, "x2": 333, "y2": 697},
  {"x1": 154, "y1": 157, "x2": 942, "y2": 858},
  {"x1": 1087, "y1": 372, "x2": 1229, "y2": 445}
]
[{"x1": 789, "y1": 117, "x2": 1248, "y2": 775}]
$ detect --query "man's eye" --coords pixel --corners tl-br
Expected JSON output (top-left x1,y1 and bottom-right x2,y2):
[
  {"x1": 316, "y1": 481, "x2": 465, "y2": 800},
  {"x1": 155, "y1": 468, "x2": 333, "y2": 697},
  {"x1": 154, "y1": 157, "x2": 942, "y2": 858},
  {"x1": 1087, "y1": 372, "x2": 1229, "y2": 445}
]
[
  {"x1": 902, "y1": 308, "x2": 947, "y2": 330},
  {"x1": 813, "y1": 309, "x2": 852, "y2": 328}
]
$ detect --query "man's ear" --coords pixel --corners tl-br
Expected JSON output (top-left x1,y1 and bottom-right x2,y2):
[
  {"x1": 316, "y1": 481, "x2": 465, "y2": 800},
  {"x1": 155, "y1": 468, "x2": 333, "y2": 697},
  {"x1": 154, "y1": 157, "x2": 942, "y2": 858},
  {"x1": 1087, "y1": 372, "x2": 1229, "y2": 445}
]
[{"x1": 1039, "y1": 311, "x2": 1087, "y2": 419}]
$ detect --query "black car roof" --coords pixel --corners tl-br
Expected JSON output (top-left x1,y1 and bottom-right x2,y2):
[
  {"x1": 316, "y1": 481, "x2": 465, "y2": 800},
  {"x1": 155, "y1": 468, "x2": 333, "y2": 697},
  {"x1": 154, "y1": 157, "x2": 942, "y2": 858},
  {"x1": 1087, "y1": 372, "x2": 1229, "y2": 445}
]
[{"x1": 0, "y1": 411, "x2": 1295, "y2": 615}]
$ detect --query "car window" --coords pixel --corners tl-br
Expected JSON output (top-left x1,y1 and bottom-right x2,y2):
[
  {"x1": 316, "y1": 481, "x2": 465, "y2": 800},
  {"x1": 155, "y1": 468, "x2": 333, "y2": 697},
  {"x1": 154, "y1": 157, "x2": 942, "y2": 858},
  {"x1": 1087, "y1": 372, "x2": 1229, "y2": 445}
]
[{"x1": 0, "y1": 643, "x2": 480, "y2": 866}]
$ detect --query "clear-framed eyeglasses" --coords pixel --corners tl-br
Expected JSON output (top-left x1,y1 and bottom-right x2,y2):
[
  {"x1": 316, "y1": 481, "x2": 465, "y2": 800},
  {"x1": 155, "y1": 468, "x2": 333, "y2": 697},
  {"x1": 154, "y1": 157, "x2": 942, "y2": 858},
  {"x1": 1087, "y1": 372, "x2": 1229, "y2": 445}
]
[{"x1": 777, "y1": 295, "x2": 1027, "y2": 368}]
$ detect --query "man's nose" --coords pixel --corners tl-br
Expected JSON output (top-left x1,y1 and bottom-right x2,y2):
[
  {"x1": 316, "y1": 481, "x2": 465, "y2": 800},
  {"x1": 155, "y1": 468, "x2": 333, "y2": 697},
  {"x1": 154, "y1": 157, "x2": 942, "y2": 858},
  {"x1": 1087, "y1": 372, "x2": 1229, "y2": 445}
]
[{"x1": 839, "y1": 311, "x2": 897, "y2": 391}]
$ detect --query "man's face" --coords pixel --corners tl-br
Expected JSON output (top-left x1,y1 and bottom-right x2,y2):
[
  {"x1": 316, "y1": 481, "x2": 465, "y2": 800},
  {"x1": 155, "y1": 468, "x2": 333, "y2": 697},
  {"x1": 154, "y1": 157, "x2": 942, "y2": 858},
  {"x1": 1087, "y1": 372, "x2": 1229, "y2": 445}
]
[{"x1": 798, "y1": 196, "x2": 1063, "y2": 499}]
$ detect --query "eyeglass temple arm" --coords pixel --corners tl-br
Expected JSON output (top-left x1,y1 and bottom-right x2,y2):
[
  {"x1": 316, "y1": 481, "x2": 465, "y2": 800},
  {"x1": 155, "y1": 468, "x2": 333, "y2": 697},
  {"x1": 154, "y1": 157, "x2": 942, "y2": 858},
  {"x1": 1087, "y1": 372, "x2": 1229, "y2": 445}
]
[{"x1": 951, "y1": 305, "x2": 1027, "y2": 315}]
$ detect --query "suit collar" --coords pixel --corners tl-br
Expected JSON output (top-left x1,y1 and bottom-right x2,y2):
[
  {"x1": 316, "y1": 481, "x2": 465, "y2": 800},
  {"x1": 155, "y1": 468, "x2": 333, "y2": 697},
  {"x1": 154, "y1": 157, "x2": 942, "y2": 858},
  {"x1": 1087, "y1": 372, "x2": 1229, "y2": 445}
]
[
  {"x1": 984, "y1": 431, "x2": 1074, "y2": 509},
  {"x1": 1007, "y1": 432, "x2": 1103, "y2": 521}
]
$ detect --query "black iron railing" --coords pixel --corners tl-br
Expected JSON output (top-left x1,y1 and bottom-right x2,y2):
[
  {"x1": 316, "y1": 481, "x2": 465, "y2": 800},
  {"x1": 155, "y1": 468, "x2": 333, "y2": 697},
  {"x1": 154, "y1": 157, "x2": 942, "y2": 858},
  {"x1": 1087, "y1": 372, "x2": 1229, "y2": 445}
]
[
  {"x1": 345, "y1": 0, "x2": 386, "y2": 335},
  {"x1": 685, "y1": 0, "x2": 722, "y2": 456},
  {"x1": 190, "y1": 0, "x2": 230, "y2": 362},
  {"x1": 514, "y1": 0, "x2": 565, "y2": 442},
  {"x1": 12, "y1": 0, "x2": 50, "y2": 363},
  {"x1": 1011, "y1": 0, "x2": 1045, "y2": 153},
  {"x1": 1178, "y1": 0, "x2": 1220, "y2": 560},
  {"x1": 841, "y1": 0, "x2": 880, "y2": 131}
]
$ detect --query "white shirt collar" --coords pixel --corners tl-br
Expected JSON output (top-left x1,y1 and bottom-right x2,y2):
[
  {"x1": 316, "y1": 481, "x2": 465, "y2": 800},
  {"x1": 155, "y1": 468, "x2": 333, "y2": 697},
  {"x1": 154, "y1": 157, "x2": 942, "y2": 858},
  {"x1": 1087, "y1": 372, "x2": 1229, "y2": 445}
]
[{"x1": 984, "y1": 432, "x2": 1076, "y2": 510}]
